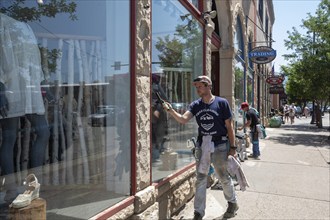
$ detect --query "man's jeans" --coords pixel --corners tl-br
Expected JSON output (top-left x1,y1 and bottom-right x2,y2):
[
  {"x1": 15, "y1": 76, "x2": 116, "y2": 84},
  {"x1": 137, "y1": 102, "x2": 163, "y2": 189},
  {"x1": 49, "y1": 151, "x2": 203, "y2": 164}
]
[
  {"x1": 194, "y1": 142, "x2": 237, "y2": 217},
  {"x1": 250, "y1": 131, "x2": 260, "y2": 157}
]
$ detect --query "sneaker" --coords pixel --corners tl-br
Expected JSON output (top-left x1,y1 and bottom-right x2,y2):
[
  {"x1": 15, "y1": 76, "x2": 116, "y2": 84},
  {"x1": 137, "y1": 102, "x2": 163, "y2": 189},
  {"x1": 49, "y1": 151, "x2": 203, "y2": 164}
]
[
  {"x1": 223, "y1": 202, "x2": 239, "y2": 218},
  {"x1": 193, "y1": 211, "x2": 202, "y2": 220},
  {"x1": 248, "y1": 154, "x2": 260, "y2": 160}
]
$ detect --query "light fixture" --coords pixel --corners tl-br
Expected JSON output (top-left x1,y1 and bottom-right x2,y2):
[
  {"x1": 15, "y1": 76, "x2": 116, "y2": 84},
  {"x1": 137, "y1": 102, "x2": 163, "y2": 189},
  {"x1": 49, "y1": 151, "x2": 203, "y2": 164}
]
[
  {"x1": 202, "y1": 10, "x2": 217, "y2": 20},
  {"x1": 202, "y1": 10, "x2": 217, "y2": 37},
  {"x1": 37, "y1": 0, "x2": 44, "y2": 4}
]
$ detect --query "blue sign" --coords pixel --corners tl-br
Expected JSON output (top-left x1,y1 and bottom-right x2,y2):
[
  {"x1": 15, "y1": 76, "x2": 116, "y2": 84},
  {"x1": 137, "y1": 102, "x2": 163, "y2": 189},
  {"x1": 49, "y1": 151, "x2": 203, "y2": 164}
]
[{"x1": 249, "y1": 46, "x2": 277, "y2": 64}]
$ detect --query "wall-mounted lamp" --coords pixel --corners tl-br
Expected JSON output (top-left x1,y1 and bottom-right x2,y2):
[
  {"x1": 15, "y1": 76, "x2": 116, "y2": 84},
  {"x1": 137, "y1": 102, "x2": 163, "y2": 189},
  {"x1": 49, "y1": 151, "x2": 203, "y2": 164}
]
[
  {"x1": 202, "y1": 10, "x2": 217, "y2": 37},
  {"x1": 202, "y1": 10, "x2": 217, "y2": 20},
  {"x1": 36, "y1": 0, "x2": 44, "y2": 4}
]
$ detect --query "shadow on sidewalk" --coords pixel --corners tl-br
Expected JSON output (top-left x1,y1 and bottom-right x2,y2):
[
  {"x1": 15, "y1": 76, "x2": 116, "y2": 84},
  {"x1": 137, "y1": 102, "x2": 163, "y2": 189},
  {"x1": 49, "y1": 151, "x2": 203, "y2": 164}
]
[{"x1": 266, "y1": 123, "x2": 330, "y2": 149}]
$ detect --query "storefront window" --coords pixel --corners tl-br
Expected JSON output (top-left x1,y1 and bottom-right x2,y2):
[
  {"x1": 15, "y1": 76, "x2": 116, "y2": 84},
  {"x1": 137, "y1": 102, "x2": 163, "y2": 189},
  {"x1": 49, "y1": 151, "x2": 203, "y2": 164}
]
[
  {"x1": 247, "y1": 70, "x2": 253, "y2": 105},
  {"x1": 0, "y1": 1, "x2": 130, "y2": 219},
  {"x1": 151, "y1": 0, "x2": 202, "y2": 181},
  {"x1": 234, "y1": 17, "x2": 245, "y2": 128},
  {"x1": 234, "y1": 62, "x2": 245, "y2": 128}
]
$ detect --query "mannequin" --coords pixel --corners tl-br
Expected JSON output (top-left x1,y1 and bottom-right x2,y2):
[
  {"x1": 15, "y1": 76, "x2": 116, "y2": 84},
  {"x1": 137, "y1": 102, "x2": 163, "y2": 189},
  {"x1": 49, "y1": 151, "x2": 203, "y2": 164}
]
[{"x1": 0, "y1": 13, "x2": 50, "y2": 203}]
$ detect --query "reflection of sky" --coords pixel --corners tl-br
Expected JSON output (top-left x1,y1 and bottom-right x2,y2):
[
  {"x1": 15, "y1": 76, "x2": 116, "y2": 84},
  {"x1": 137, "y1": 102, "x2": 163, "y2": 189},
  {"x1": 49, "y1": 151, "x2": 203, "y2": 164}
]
[
  {"x1": 152, "y1": 0, "x2": 189, "y2": 73},
  {"x1": 24, "y1": 1, "x2": 129, "y2": 82}
]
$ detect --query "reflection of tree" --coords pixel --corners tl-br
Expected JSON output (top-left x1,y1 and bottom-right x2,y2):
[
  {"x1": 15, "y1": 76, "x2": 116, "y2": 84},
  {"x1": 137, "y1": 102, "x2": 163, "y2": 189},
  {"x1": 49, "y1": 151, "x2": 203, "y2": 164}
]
[
  {"x1": 1, "y1": 0, "x2": 77, "y2": 75},
  {"x1": 155, "y1": 17, "x2": 202, "y2": 68},
  {"x1": 234, "y1": 66, "x2": 244, "y2": 102},
  {"x1": 155, "y1": 17, "x2": 202, "y2": 103},
  {"x1": 155, "y1": 36, "x2": 184, "y2": 67},
  {"x1": 0, "y1": 0, "x2": 77, "y2": 22},
  {"x1": 247, "y1": 76, "x2": 253, "y2": 103}
]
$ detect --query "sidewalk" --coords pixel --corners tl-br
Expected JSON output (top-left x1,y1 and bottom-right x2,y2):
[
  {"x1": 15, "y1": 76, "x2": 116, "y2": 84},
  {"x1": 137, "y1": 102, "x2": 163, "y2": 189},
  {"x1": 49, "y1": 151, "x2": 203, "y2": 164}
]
[{"x1": 172, "y1": 113, "x2": 330, "y2": 220}]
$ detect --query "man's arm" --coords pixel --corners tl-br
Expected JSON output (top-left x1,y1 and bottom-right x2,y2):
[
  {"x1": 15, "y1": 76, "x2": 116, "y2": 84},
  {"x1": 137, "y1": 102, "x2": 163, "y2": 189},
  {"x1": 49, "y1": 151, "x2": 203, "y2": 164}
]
[
  {"x1": 225, "y1": 118, "x2": 236, "y2": 156},
  {"x1": 238, "y1": 119, "x2": 251, "y2": 130},
  {"x1": 167, "y1": 109, "x2": 193, "y2": 124},
  {"x1": 163, "y1": 101, "x2": 193, "y2": 124}
]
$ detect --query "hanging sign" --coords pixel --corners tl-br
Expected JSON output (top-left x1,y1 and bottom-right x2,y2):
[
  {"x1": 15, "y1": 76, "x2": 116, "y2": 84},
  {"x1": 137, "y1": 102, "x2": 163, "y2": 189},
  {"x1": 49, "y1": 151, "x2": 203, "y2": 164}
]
[
  {"x1": 266, "y1": 75, "x2": 284, "y2": 85},
  {"x1": 269, "y1": 85, "x2": 284, "y2": 94},
  {"x1": 249, "y1": 46, "x2": 277, "y2": 64}
]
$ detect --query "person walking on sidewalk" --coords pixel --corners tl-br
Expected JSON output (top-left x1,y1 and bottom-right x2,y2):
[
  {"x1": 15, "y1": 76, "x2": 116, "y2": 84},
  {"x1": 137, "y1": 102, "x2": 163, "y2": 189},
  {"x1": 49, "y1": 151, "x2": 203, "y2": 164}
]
[
  {"x1": 162, "y1": 75, "x2": 239, "y2": 219},
  {"x1": 238, "y1": 102, "x2": 261, "y2": 160}
]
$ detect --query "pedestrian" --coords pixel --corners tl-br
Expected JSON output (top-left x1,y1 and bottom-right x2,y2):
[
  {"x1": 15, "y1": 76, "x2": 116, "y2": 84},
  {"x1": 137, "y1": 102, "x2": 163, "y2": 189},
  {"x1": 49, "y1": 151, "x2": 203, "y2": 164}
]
[
  {"x1": 303, "y1": 106, "x2": 309, "y2": 118},
  {"x1": 162, "y1": 75, "x2": 239, "y2": 219},
  {"x1": 289, "y1": 108, "x2": 295, "y2": 124},
  {"x1": 284, "y1": 104, "x2": 290, "y2": 123},
  {"x1": 238, "y1": 102, "x2": 261, "y2": 160}
]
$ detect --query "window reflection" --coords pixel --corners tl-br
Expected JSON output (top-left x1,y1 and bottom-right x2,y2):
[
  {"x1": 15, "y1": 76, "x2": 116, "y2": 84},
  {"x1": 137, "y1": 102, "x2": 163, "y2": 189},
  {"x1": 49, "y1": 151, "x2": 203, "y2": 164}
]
[
  {"x1": 234, "y1": 17, "x2": 245, "y2": 129},
  {"x1": 0, "y1": 1, "x2": 130, "y2": 219},
  {"x1": 151, "y1": 0, "x2": 202, "y2": 181},
  {"x1": 234, "y1": 63, "x2": 245, "y2": 128}
]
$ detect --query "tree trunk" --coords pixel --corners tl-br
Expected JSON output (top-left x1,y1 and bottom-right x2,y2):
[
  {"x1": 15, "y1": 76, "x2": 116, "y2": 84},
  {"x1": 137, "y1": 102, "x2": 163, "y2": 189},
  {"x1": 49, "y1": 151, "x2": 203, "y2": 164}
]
[
  {"x1": 75, "y1": 40, "x2": 90, "y2": 184},
  {"x1": 65, "y1": 40, "x2": 74, "y2": 184}
]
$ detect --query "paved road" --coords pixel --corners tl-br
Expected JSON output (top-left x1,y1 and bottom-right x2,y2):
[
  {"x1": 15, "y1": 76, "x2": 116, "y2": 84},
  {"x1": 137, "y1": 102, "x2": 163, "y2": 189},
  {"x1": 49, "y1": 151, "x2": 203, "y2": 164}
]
[{"x1": 173, "y1": 113, "x2": 330, "y2": 220}]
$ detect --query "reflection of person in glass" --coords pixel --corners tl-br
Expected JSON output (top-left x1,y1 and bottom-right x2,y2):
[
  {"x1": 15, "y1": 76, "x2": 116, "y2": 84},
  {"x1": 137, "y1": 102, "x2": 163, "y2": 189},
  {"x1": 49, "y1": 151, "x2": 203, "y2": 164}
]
[
  {"x1": 0, "y1": 13, "x2": 50, "y2": 203},
  {"x1": 151, "y1": 74, "x2": 168, "y2": 161}
]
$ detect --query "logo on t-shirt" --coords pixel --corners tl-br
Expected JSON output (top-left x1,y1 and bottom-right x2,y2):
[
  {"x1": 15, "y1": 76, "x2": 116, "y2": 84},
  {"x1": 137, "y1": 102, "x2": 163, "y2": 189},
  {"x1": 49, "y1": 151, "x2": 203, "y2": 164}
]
[{"x1": 200, "y1": 113, "x2": 214, "y2": 131}]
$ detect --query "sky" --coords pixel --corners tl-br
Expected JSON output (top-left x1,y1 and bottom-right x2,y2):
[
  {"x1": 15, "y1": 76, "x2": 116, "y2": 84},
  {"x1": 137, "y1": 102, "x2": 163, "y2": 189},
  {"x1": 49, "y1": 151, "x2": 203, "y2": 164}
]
[{"x1": 271, "y1": 0, "x2": 321, "y2": 74}]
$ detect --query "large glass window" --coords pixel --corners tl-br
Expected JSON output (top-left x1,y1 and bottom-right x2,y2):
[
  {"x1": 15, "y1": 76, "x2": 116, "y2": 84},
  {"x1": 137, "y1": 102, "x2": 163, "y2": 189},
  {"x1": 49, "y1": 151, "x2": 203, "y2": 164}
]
[
  {"x1": 151, "y1": 0, "x2": 202, "y2": 181},
  {"x1": 0, "y1": 1, "x2": 130, "y2": 219},
  {"x1": 234, "y1": 17, "x2": 245, "y2": 129}
]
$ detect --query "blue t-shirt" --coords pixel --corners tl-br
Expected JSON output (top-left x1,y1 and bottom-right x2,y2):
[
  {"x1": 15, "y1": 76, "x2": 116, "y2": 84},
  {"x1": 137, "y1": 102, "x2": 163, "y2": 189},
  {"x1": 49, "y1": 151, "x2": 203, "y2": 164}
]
[{"x1": 188, "y1": 96, "x2": 232, "y2": 138}]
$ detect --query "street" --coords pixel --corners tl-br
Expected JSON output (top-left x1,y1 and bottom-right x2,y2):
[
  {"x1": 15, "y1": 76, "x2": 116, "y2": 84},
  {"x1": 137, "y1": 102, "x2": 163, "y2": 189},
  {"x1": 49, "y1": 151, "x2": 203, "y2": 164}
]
[{"x1": 173, "y1": 113, "x2": 330, "y2": 220}]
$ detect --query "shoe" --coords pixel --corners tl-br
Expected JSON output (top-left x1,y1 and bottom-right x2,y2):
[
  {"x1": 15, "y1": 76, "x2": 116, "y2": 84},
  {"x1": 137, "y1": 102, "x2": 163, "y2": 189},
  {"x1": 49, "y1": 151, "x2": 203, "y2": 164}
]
[
  {"x1": 211, "y1": 182, "x2": 222, "y2": 190},
  {"x1": 223, "y1": 202, "x2": 239, "y2": 218},
  {"x1": 193, "y1": 211, "x2": 202, "y2": 220},
  {"x1": 248, "y1": 154, "x2": 260, "y2": 160},
  {"x1": 10, "y1": 174, "x2": 40, "y2": 209}
]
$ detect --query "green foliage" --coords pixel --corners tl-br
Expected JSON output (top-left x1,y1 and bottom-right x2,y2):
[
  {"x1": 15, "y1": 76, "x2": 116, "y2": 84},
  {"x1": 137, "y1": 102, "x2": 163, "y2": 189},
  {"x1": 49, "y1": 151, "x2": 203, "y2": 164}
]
[
  {"x1": 283, "y1": 0, "x2": 330, "y2": 105},
  {"x1": 234, "y1": 66, "x2": 244, "y2": 101},
  {"x1": 0, "y1": 0, "x2": 77, "y2": 22},
  {"x1": 155, "y1": 35, "x2": 184, "y2": 68},
  {"x1": 1, "y1": 0, "x2": 77, "y2": 75},
  {"x1": 155, "y1": 17, "x2": 202, "y2": 68}
]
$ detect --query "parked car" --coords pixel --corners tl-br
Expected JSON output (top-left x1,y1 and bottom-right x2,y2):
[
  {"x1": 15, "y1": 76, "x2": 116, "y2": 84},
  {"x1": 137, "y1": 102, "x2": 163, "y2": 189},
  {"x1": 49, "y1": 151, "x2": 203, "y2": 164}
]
[{"x1": 89, "y1": 105, "x2": 116, "y2": 127}]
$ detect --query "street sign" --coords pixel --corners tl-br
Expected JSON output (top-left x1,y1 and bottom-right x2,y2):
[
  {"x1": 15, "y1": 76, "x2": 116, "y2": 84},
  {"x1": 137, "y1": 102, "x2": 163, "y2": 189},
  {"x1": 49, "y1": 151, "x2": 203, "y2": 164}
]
[{"x1": 249, "y1": 46, "x2": 277, "y2": 64}]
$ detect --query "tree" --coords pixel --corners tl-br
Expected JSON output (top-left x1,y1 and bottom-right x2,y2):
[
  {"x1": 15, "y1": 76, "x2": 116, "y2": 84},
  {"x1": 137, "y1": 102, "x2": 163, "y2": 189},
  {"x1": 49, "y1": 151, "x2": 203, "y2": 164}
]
[{"x1": 283, "y1": 0, "x2": 330, "y2": 127}]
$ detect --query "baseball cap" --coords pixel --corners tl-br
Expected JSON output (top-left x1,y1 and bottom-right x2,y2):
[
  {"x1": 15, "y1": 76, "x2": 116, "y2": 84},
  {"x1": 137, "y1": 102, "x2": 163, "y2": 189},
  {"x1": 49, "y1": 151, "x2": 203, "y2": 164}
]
[
  {"x1": 240, "y1": 102, "x2": 249, "y2": 109},
  {"x1": 193, "y1": 75, "x2": 212, "y2": 86}
]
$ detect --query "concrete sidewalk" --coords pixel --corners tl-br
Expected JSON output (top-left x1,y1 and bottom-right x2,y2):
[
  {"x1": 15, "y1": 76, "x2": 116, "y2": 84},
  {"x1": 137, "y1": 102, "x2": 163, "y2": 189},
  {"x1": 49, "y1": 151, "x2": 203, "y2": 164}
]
[{"x1": 172, "y1": 113, "x2": 330, "y2": 220}]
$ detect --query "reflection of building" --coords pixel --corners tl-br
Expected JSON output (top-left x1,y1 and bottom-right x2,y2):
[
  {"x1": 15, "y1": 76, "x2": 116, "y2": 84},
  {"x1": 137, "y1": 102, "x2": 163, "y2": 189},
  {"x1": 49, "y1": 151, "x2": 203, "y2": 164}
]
[{"x1": 0, "y1": 0, "x2": 274, "y2": 219}]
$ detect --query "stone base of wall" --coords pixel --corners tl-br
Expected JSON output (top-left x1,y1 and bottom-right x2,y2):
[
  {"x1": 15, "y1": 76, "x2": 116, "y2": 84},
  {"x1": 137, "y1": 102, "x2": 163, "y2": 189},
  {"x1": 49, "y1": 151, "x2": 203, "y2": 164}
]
[
  {"x1": 130, "y1": 166, "x2": 196, "y2": 219},
  {"x1": 113, "y1": 166, "x2": 196, "y2": 219}
]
